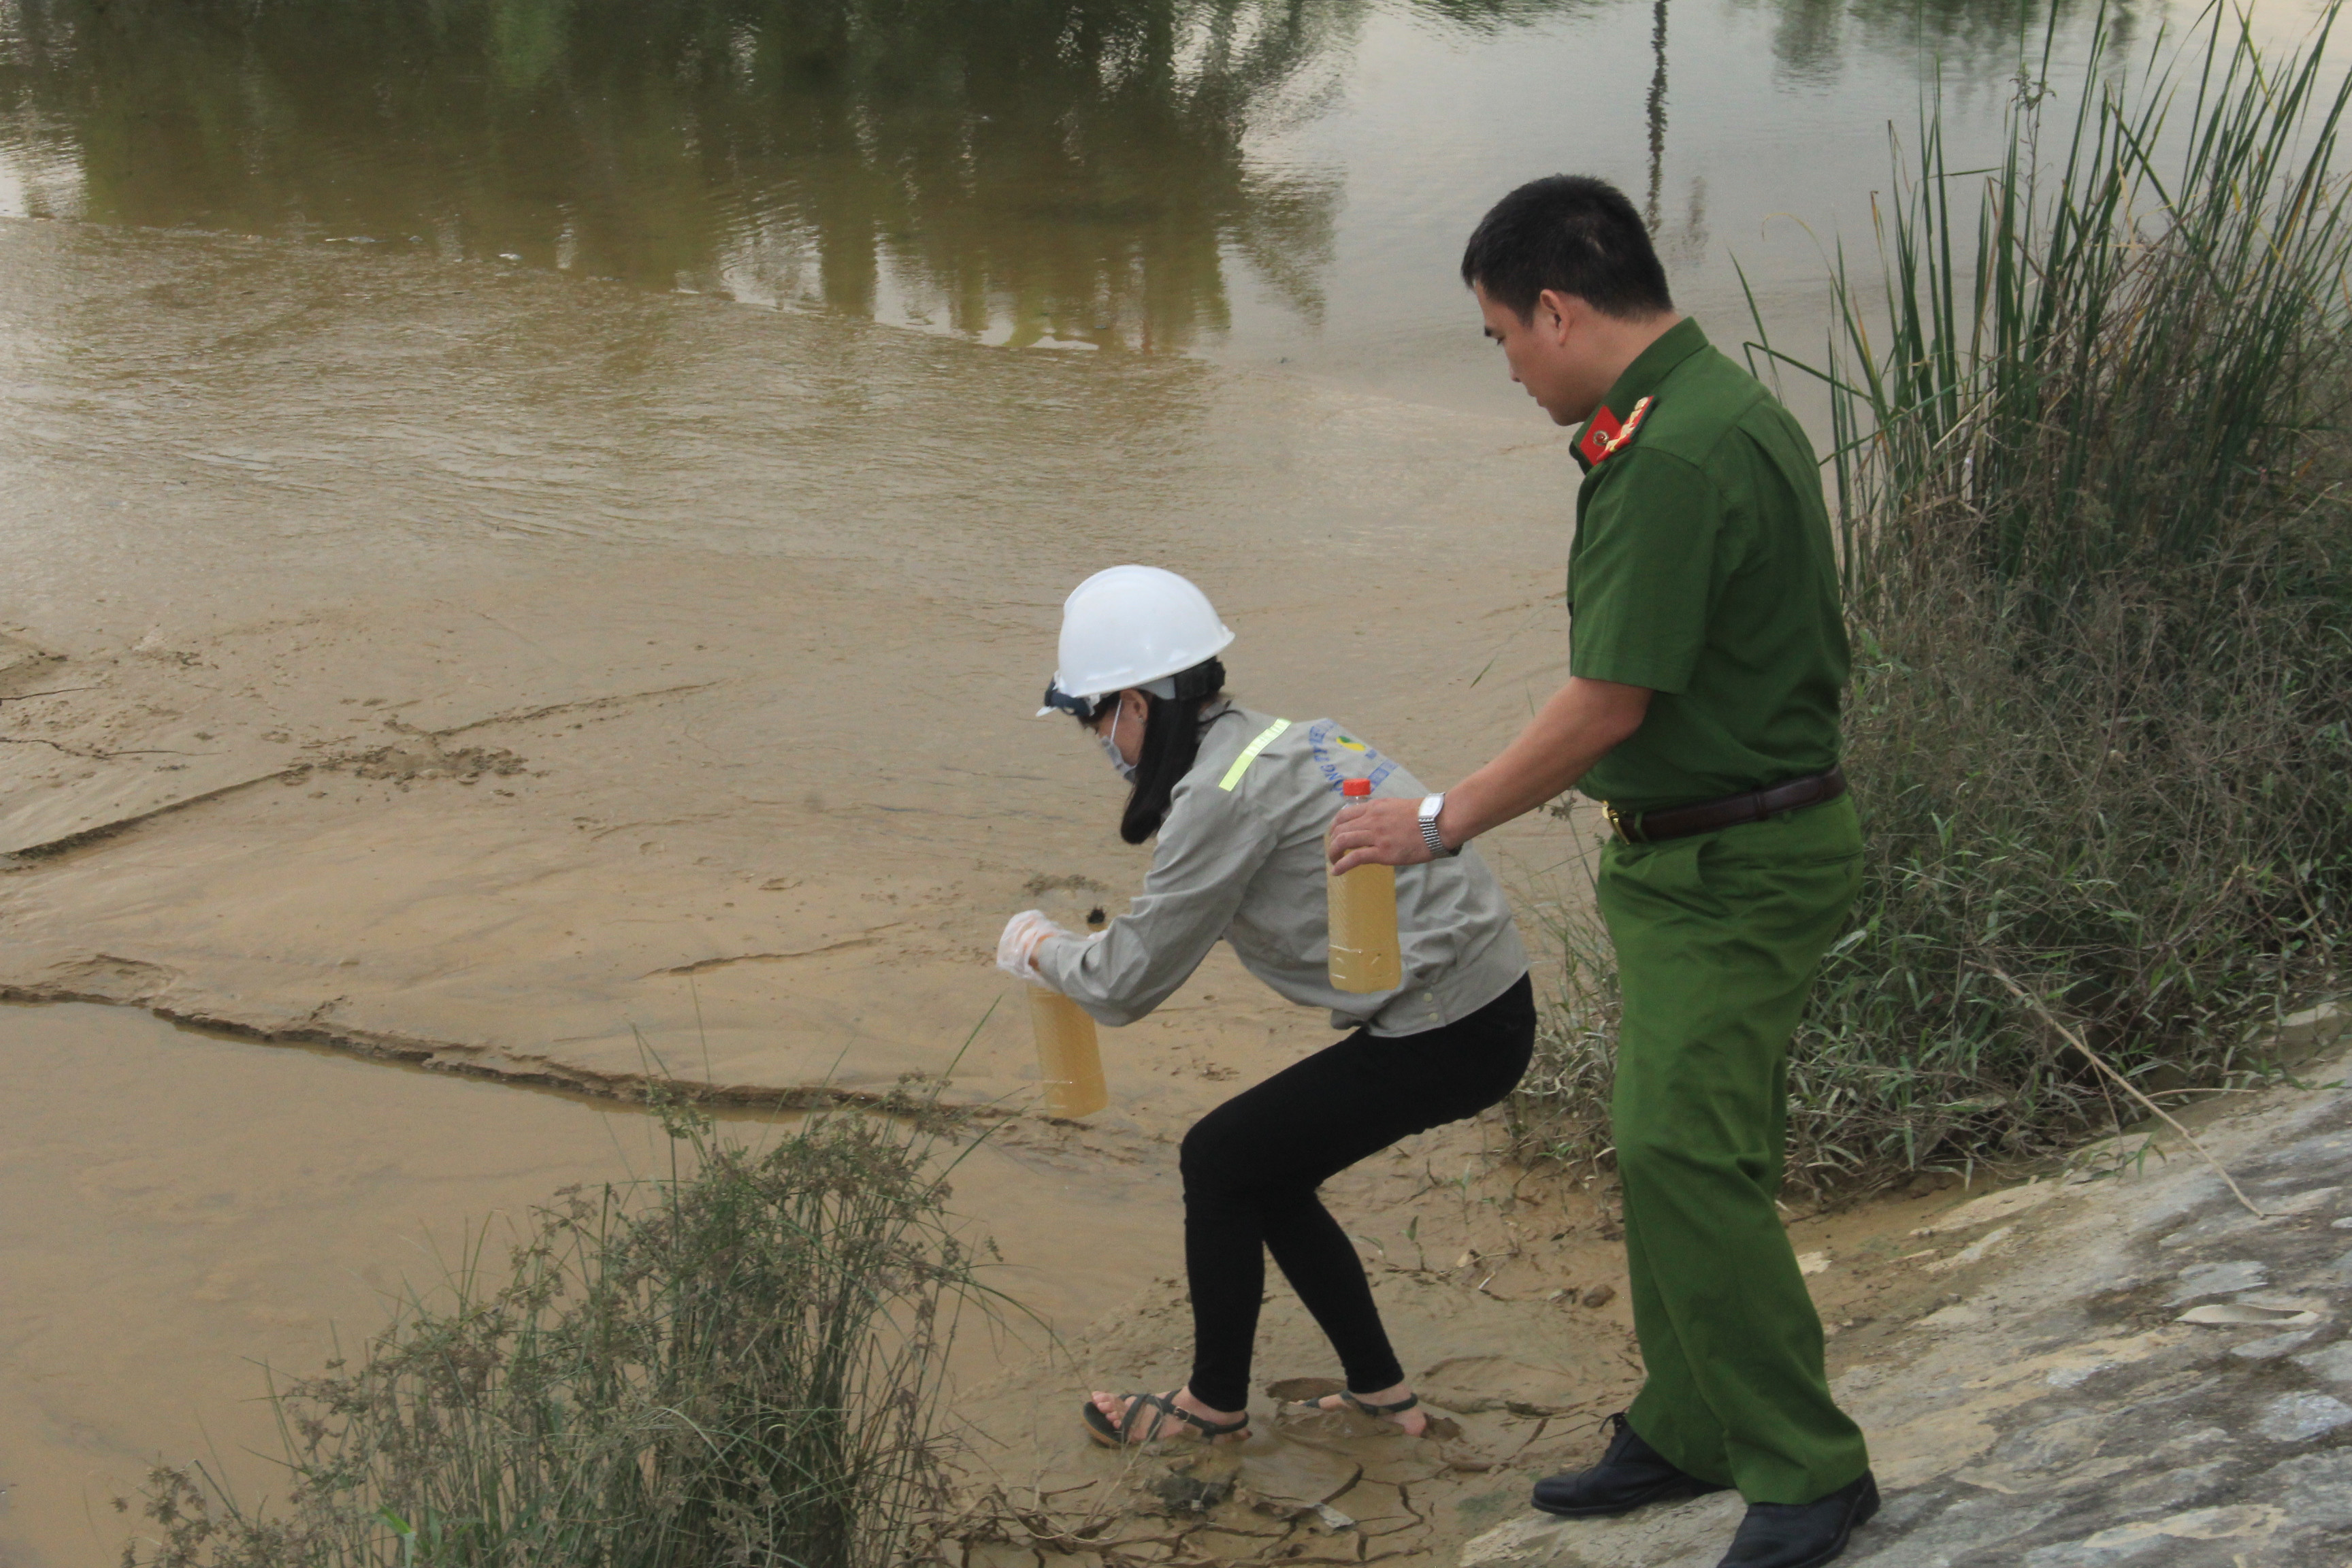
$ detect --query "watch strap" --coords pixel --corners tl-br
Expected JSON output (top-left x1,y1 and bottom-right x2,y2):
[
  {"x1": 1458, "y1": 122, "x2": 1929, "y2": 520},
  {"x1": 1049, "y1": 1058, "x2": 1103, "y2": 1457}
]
[{"x1": 1418, "y1": 794, "x2": 1460, "y2": 858}]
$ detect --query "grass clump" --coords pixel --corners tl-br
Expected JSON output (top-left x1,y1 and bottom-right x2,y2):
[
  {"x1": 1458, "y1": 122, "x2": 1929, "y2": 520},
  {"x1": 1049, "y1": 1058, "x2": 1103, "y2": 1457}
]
[
  {"x1": 122, "y1": 1091, "x2": 983, "y2": 1568},
  {"x1": 1517, "y1": 3, "x2": 2352, "y2": 1186}
]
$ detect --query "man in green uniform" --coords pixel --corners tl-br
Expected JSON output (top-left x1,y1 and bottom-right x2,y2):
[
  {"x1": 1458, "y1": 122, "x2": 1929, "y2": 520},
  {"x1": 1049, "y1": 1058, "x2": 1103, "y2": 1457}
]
[{"x1": 1327, "y1": 175, "x2": 1877, "y2": 1568}]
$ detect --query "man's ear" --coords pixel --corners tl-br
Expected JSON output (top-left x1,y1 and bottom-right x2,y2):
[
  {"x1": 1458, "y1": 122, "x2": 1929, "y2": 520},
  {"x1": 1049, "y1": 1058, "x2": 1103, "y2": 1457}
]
[{"x1": 1535, "y1": 288, "x2": 1580, "y2": 345}]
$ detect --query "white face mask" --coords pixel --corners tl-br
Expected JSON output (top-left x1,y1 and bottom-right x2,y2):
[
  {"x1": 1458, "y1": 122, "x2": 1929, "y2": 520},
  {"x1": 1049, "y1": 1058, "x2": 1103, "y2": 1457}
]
[{"x1": 1096, "y1": 704, "x2": 1138, "y2": 783}]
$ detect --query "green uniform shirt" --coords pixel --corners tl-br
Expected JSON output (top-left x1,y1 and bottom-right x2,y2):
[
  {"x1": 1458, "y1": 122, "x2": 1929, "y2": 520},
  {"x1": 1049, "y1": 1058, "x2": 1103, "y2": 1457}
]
[{"x1": 1567, "y1": 318, "x2": 1849, "y2": 815}]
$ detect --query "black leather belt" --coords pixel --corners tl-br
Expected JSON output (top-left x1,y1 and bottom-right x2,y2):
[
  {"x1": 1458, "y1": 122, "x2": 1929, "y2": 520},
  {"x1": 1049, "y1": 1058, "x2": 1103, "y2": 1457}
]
[{"x1": 1605, "y1": 766, "x2": 1847, "y2": 845}]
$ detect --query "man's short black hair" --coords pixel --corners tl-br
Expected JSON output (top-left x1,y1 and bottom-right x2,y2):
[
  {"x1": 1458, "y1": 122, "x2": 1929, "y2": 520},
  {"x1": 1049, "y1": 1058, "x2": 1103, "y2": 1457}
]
[{"x1": 1460, "y1": 176, "x2": 1673, "y2": 321}]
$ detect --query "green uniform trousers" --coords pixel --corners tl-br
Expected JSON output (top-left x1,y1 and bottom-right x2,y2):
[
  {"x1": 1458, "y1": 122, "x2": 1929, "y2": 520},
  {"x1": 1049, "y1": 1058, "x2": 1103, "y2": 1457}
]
[{"x1": 1597, "y1": 792, "x2": 1869, "y2": 1505}]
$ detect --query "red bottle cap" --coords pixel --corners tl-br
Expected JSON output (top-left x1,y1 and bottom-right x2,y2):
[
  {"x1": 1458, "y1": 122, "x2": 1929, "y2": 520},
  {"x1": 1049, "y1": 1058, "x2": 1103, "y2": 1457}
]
[{"x1": 1342, "y1": 779, "x2": 1373, "y2": 797}]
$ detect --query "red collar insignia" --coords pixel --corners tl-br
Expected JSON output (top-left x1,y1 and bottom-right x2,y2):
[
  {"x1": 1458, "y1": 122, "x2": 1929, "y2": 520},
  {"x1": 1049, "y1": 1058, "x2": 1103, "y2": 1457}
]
[
  {"x1": 1578, "y1": 395, "x2": 1654, "y2": 467},
  {"x1": 1577, "y1": 404, "x2": 1622, "y2": 466}
]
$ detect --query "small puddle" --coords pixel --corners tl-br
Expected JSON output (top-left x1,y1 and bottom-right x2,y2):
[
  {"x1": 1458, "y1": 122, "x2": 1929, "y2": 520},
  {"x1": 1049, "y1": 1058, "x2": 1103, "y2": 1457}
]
[{"x1": 0, "y1": 1000, "x2": 1175, "y2": 1568}]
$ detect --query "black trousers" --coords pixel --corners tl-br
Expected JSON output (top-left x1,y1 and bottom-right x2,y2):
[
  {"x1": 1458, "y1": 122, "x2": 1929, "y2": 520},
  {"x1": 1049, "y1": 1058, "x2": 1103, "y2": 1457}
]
[{"x1": 1180, "y1": 973, "x2": 1535, "y2": 1412}]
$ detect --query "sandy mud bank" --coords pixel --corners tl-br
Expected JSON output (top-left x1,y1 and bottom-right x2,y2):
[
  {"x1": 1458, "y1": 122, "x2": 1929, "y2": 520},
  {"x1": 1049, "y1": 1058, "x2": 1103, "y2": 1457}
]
[{"x1": 0, "y1": 214, "x2": 1597, "y2": 1134}]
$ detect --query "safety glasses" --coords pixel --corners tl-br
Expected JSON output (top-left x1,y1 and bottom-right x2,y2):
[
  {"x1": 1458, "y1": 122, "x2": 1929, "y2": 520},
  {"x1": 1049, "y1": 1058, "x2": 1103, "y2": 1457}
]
[{"x1": 1039, "y1": 682, "x2": 1107, "y2": 721}]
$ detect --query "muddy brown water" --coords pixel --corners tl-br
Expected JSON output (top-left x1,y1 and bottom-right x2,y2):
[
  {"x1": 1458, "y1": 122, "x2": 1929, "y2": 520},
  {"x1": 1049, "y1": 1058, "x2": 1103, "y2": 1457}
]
[
  {"x1": 0, "y1": 1000, "x2": 1181, "y2": 1566},
  {"x1": 12, "y1": 0, "x2": 2319, "y2": 418},
  {"x1": 0, "y1": 0, "x2": 2337, "y2": 1562}
]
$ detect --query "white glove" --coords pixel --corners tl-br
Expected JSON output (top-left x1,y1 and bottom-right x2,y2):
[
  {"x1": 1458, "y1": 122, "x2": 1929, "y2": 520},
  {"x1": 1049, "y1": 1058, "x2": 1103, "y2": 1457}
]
[{"x1": 996, "y1": 910, "x2": 1073, "y2": 981}]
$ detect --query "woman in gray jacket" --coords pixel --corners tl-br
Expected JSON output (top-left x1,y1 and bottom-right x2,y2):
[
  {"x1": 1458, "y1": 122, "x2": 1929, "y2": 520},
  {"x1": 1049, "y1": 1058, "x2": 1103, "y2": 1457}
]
[{"x1": 998, "y1": 566, "x2": 1533, "y2": 1450}]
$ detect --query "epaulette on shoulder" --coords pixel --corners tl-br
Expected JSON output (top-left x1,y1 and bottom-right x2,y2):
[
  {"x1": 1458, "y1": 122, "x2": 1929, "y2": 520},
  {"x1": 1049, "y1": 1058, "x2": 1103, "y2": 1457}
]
[{"x1": 1575, "y1": 395, "x2": 1656, "y2": 468}]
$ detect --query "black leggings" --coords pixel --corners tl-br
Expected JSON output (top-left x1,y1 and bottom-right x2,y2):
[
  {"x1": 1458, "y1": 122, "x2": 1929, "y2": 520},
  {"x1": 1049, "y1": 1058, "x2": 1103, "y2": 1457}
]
[{"x1": 1179, "y1": 974, "x2": 1536, "y2": 1412}]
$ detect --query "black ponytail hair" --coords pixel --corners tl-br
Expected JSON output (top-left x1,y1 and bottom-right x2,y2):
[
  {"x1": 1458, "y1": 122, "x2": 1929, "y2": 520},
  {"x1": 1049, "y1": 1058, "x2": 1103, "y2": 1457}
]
[{"x1": 1066, "y1": 658, "x2": 1228, "y2": 845}]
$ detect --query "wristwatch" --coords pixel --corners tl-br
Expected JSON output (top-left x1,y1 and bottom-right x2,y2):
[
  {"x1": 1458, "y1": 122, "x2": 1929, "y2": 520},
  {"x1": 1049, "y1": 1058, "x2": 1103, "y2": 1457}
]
[{"x1": 1419, "y1": 794, "x2": 1460, "y2": 858}]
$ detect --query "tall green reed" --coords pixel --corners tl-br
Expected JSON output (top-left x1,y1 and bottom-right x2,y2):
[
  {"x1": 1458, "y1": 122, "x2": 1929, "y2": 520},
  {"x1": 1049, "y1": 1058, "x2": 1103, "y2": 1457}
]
[{"x1": 1785, "y1": 0, "x2": 2352, "y2": 604}]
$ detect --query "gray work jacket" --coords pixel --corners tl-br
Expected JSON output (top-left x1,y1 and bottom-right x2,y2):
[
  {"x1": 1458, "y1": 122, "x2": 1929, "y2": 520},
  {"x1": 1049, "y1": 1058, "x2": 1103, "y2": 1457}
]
[{"x1": 1034, "y1": 704, "x2": 1529, "y2": 1037}]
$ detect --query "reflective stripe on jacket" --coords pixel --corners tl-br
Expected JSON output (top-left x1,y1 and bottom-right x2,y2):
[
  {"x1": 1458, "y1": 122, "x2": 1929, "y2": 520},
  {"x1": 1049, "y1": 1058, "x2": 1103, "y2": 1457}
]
[{"x1": 1032, "y1": 704, "x2": 1528, "y2": 1037}]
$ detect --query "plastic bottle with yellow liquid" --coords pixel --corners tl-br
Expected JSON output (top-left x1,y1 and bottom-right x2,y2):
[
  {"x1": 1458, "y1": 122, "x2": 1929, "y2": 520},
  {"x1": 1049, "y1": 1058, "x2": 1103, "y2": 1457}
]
[
  {"x1": 1029, "y1": 911, "x2": 1109, "y2": 1118},
  {"x1": 1328, "y1": 778, "x2": 1404, "y2": 992}
]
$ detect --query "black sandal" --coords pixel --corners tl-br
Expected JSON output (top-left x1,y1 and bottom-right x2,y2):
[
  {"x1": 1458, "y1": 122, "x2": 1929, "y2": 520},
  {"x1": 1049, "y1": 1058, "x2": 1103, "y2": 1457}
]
[{"x1": 1081, "y1": 1390, "x2": 1251, "y2": 1448}]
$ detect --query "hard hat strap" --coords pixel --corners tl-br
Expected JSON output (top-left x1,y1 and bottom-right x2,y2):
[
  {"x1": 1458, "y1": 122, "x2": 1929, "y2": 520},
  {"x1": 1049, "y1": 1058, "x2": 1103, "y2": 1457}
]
[
  {"x1": 1168, "y1": 657, "x2": 1227, "y2": 702},
  {"x1": 1043, "y1": 656, "x2": 1224, "y2": 720}
]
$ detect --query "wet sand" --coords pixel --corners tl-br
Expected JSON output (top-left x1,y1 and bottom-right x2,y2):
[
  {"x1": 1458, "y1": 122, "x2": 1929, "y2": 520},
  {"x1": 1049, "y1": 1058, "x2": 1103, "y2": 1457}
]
[
  {"x1": 3, "y1": 994, "x2": 2009, "y2": 1568},
  {"x1": 0, "y1": 1000, "x2": 1188, "y2": 1567},
  {"x1": 0, "y1": 216, "x2": 1609, "y2": 1549},
  {"x1": 0, "y1": 142, "x2": 1610, "y2": 1568},
  {"x1": 0, "y1": 214, "x2": 1595, "y2": 1132}
]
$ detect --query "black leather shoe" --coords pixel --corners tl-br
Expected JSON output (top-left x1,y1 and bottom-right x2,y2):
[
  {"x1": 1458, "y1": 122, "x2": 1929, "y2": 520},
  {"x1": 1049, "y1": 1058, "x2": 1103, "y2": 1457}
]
[
  {"x1": 1530, "y1": 1412, "x2": 1731, "y2": 1518},
  {"x1": 1716, "y1": 1471, "x2": 1880, "y2": 1568}
]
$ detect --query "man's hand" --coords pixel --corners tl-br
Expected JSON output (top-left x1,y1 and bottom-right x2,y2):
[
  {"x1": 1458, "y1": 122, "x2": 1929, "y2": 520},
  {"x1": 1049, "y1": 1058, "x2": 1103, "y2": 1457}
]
[
  {"x1": 1327, "y1": 677, "x2": 1652, "y2": 872},
  {"x1": 1328, "y1": 798, "x2": 1433, "y2": 875}
]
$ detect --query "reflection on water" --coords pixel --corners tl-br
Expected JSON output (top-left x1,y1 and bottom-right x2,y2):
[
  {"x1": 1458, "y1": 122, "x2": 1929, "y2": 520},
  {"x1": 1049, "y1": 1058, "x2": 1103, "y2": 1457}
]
[
  {"x1": 1749, "y1": 0, "x2": 2124, "y2": 83},
  {"x1": 1646, "y1": 0, "x2": 1669, "y2": 229},
  {"x1": 0, "y1": 0, "x2": 2219, "y2": 412},
  {"x1": 1639, "y1": 1, "x2": 1711, "y2": 277},
  {"x1": 0, "y1": 0, "x2": 1538, "y2": 349},
  {"x1": 0, "y1": 0, "x2": 2142, "y2": 359},
  {"x1": 1, "y1": 0, "x2": 1375, "y2": 346}
]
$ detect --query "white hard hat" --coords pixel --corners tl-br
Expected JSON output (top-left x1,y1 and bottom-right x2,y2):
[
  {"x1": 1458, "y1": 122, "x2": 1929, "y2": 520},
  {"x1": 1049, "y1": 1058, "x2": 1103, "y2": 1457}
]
[{"x1": 1037, "y1": 566, "x2": 1235, "y2": 717}]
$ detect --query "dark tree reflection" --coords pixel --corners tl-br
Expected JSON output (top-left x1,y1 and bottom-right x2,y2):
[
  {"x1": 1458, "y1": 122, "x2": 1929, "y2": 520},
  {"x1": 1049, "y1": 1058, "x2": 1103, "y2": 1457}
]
[
  {"x1": 1740, "y1": 0, "x2": 2140, "y2": 85},
  {"x1": 0, "y1": 0, "x2": 1561, "y2": 348}
]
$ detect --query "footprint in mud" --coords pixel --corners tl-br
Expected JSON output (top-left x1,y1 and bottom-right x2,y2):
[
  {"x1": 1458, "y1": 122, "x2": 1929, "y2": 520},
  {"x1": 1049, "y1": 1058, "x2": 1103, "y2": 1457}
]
[
  {"x1": 330, "y1": 738, "x2": 527, "y2": 783},
  {"x1": 1024, "y1": 872, "x2": 1111, "y2": 897}
]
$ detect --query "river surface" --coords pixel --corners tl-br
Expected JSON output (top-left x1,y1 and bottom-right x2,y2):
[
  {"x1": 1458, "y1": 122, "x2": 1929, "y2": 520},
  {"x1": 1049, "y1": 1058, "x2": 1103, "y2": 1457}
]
[
  {"x1": 8, "y1": 0, "x2": 2300, "y2": 419},
  {"x1": 0, "y1": 0, "x2": 2338, "y2": 1563}
]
